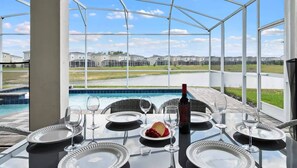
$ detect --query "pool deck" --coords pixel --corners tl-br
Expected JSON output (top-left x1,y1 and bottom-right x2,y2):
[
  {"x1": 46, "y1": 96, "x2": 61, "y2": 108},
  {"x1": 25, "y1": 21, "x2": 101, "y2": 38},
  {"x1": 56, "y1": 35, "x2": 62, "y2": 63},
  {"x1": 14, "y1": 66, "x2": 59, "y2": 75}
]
[{"x1": 0, "y1": 87, "x2": 283, "y2": 152}]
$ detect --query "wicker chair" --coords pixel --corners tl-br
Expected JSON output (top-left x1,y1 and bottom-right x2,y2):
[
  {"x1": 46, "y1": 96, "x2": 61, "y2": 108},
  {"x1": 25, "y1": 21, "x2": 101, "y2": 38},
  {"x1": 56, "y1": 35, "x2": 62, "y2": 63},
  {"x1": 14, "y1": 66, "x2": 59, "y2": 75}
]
[
  {"x1": 276, "y1": 119, "x2": 297, "y2": 129},
  {"x1": 101, "y1": 99, "x2": 157, "y2": 114},
  {"x1": 0, "y1": 125, "x2": 30, "y2": 136},
  {"x1": 158, "y1": 98, "x2": 214, "y2": 114}
]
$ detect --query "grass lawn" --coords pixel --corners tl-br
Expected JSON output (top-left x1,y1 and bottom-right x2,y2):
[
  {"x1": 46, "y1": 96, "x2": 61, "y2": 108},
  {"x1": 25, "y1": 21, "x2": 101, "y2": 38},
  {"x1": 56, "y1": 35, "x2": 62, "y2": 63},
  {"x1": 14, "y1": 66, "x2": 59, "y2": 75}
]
[
  {"x1": 223, "y1": 87, "x2": 283, "y2": 109},
  {"x1": 211, "y1": 64, "x2": 283, "y2": 74}
]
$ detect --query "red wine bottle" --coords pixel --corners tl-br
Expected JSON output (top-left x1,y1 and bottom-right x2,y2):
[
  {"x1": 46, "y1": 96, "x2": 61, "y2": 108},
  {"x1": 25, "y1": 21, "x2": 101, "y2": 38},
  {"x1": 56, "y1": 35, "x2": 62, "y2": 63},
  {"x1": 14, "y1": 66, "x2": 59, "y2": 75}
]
[{"x1": 179, "y1": 84, "x2": 190, "y2": 134}]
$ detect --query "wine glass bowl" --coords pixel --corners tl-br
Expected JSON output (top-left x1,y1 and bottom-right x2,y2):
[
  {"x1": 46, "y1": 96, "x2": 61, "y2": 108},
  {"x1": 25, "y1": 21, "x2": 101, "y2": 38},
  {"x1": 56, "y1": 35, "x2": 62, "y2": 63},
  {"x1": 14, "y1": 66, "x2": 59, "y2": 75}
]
[
  {"x1": 140, "y1": 96, "x2": 152, "y2": 127},
  {"x1": 163, "y1": 105, "x2": 179, "y2": 153},
  {"x1": 241, "y1": 107, "x2": 259, "y2": 153},
  {"x1": 87, "y1": 96, "x2": 100, "y2": 130},
  {"x1": 64, "y1": 105, "x2": 82, "y2": 152}
]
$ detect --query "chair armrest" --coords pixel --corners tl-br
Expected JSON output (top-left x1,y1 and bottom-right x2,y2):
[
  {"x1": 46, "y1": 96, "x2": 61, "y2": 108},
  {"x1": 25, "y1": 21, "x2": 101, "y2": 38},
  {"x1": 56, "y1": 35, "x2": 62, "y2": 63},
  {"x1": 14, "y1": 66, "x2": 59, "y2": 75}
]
[
  {"x1": 276, "y1": 119, "x2": 297, "y2": 129},
  {"x1": 0, "y1": 125, "x2": 30, "y2": 136}
]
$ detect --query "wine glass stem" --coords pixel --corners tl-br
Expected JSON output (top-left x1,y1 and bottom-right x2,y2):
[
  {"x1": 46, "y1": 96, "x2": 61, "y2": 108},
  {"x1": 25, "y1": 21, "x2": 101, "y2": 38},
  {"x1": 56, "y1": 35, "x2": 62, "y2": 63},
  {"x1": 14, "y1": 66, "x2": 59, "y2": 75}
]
[
  {"x1": 71, "y1": 128, "x2": 74, "y2": 146},
  {"x1": 169, "y1": 151, "x2": 176, "y2": 168},
  {"x1": 92, "y1": 112, "x2": 95, "y2": 126},
  {"x1": 249, "y1": 128, "x2": 252, "y2": 149},
  {"x1": 92, "y1": 129, "x2": 95, "y2": 142},
  {"x1": 219, "y1": 128, "x2": 222, "y2": 140},
  {"x1": 144, "y1": 113, "x2": 147, "y2": 125},
  {"x1": 170, "y1": 128, "x2": 173, "y2": 148}
]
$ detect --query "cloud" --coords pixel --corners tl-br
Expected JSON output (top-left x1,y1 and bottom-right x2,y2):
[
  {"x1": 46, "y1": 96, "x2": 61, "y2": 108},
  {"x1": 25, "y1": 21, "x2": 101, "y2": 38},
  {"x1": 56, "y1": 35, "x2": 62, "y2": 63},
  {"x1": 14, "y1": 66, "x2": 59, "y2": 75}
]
[
  {"x1": 191, "y1": 38, "x2": 221, "y2": 43},
  {"x1": 137, "y1": 9, "x2": 164, "y2": 18},
  {"x1": 192, "y1": 38, "x2": 209, "y2": 43},
  {"x1": 3, "y1": 38, "x2": 30, "y2": 48},
  {"x1": 69, "y1": 30, "x2": 101, "y2": 42},
  {"x1": 14, "y1": 21, "x2": 30, "y2": 33},
  {"x1": 106, "y1": 11, "x2": 133, "y2": 19},
  {"x1": 3, "y1": 22, "x2": 12, "y2": 29},
  {"x1": 73, "y1": 13, "x2": 79, "y2": 17},
  {"x1": 262, "y1": 28, "x2": 284, "y2": 36},
  {"x1": 89, "y1": 13, "x2": 96, "y2": 16},
  {"x1": 123, "y1": 24, "x2": 134, "y2": 29},
  {"x1": 161, "y1": 29, "x2": 189, "y2": 35},
  {"x1": 229, "y1": 35, "x2": 256, "y2": 41}
]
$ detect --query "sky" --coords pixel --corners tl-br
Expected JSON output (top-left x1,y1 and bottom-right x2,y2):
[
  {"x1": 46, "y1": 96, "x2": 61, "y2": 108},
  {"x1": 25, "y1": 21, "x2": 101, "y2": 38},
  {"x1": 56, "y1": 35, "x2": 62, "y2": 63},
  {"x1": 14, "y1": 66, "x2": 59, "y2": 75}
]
[{"x1": 0, "y1": 0, "x2": 284, "y2": 58}]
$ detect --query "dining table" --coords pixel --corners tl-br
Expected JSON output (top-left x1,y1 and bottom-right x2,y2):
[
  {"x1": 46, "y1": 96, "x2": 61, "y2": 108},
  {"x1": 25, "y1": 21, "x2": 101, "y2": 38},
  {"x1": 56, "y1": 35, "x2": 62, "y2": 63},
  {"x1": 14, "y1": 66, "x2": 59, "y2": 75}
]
[{"x1": 0, "y1": 112, "x2": 296, "y2": 168}]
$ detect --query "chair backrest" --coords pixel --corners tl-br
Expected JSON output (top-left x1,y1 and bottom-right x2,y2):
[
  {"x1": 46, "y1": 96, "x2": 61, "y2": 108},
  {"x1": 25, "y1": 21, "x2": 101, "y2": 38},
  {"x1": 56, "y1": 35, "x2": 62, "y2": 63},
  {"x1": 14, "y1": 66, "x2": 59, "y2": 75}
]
[
  {"x1": 158, "y1": 98, "x2": 214, "y2": 114},
  {"x1": 101, "y1": 99, "x2": 157, "y2": 114}
]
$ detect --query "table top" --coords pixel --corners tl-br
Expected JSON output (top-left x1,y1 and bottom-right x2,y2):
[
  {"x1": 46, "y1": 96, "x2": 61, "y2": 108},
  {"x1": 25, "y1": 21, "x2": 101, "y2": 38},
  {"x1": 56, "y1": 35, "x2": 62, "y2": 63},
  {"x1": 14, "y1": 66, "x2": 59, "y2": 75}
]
[{"x1": 1, "y1": 112, "x2": 297, "y2": 168}]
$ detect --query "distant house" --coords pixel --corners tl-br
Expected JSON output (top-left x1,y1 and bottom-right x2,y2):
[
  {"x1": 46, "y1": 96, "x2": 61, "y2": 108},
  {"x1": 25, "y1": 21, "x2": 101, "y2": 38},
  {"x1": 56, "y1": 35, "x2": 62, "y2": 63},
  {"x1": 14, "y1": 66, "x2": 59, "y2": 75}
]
[{"x1": 2, "y1": 52, "x2": 23, "y2": 67}]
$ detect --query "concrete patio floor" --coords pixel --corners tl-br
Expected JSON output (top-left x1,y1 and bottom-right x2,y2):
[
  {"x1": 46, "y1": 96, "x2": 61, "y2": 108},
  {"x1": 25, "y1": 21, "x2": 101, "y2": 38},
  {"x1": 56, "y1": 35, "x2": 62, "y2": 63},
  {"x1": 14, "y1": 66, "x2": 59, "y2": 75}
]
[{"x1": 0, "y1": 87, "x2": 283, "y2": 152}]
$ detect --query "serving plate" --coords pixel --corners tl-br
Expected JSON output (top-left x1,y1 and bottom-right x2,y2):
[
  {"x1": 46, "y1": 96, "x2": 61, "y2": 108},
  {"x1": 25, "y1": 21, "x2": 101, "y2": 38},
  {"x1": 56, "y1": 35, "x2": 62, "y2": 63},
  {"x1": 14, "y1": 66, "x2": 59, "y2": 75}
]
[
  {"x1": 139, "y1": 126, "x2": 174, "y2": 141},
  {"x1": 58, "y1": 142, "x2": 129, "y2": 168},
  {"x1": 191, "y1": 111, "x2": 212, "y2": 123},
  {"x1": 106, "y1": 111, "x2": 142, "y2": 124},
  {"x1": 186, "y1": 141, "x2": 255, "y2": 168},
  {"x1": 27, "y1": 124, "x2": 82, "y2": 144},
  {"x1": 234, "y1": 122, "x2": 286, "y2": 141}
]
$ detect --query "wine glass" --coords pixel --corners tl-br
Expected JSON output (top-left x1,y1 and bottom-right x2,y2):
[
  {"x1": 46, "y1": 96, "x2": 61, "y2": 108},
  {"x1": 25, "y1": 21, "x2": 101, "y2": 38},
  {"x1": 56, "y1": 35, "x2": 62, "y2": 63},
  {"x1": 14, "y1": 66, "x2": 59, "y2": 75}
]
[
  {"x1": 140, "y1": 96, "x2": 152, "y2": 127},
  {"x1": 163, "y1": 105, "x2": 179, "y2": 153},
  {"x1": 242, "y1": 107, "x2": 259, "y2": 153},
  {"x1": 64, "y1": 105, "x2": 82, "y2": 152},
  {"x1": 214, "y1": 93, "x2": 227, "y2": 140},
  {"x1": 87, "y1": 96, "x2": 100, "y2": 130}
]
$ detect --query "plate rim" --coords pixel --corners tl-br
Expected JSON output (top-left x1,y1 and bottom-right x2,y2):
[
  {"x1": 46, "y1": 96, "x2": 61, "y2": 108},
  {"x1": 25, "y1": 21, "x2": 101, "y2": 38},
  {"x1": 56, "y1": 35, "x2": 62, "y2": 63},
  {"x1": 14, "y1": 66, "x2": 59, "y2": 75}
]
[
  {"x1": 106, "y1": 111, "x2": 142, "y2": 123},
  {"x1": 58, "y1": 142, "x2": 130, "y2": 168},
  {"x1": 191, "y1": 111, "x2": 213, "y2": 123},
  {"x1": 26, "y1": 124, "x2": 83, "y2": 144},
  {"x1": 234, "y1": 122, "x2": 286, "y2": 140},
  {"x1": 139, "y1": 125, "x2": 174, "y2": 141},
  {"x1": 186, "y1": 140, "x2": 255, "y2": 168}
]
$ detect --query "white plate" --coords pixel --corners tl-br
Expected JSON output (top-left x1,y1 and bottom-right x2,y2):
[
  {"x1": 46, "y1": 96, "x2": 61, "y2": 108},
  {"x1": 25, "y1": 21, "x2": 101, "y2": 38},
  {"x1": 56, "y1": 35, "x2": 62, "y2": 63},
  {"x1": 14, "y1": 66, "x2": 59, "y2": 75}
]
[
  {"x1": 234, "y1": 122, "x2": 286, "y2": 141},
  {"x1": 106, "y1": 111, "x2": 142, "y2": 123},
  {"x1": 186, "y1": 141, "x2": 255, "y2": 168},
  {"x1": 191, "y1": 111, "x2": 213, "y2": 123},
  {"x1": 27, "y1": 124, "x2": 82, "y2": 144},
  {"x1": 139, "y1": 125, "x2": 174, "y2": 141},
  {"x1": 58, "y1": 142, "x2": 129, "y2": 168}
]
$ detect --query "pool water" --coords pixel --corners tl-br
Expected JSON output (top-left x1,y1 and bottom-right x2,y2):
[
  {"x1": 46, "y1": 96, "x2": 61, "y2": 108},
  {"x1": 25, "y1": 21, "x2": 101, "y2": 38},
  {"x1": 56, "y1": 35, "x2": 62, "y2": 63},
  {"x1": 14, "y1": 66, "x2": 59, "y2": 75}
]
[
  {"x1": 0, "y1": 104, "x2": 29, "y2": 116},
  {"x1": 1, "y1": 90, "x2": 191, "y2": 116},
  {"x1": 69, "y1": 92, "x2": 187, "y2": 110}
]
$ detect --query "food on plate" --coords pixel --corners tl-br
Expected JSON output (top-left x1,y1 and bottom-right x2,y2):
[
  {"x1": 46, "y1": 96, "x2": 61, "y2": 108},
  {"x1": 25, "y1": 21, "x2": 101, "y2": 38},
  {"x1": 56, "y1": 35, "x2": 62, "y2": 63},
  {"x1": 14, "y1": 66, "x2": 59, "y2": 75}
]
[{"x1": 145, "y1": 122, "x2": 169, "y2": 138}]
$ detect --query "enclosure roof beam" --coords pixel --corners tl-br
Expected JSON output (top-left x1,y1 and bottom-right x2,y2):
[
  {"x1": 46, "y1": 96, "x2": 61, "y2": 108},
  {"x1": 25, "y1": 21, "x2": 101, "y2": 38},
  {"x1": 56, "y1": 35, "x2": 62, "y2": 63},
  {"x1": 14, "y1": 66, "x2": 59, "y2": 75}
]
[
  {"x1": 225, "y1": 0, "x2": 244, "y2": 6},
  {"x1": 209, "y1": 0, "x2": 256, "y2": 31},
  {"x1": 73, "y1": 7, "x2": 206, "y2": 30},
  {"x1": 73, "y1": 0, "x2": 86, "y2": 10},
  {"x1": 1, "y1": 13, "x2": 29, "y2": 19},
  {"x1": 136, "y1": 0, "x2": 222, "y2": 21},
  {"x1": 72, "y1": 0, "x2": 87, "y2": 26},
  {"x1": 16, "y1": 0, "x2": 30, "y2": 7},
  {"x1": 259, "y1": 18, "x2": 284, "y2": 31},
  {"x1": 176, "y1": 8, "x2": 208, "y2": 31}
]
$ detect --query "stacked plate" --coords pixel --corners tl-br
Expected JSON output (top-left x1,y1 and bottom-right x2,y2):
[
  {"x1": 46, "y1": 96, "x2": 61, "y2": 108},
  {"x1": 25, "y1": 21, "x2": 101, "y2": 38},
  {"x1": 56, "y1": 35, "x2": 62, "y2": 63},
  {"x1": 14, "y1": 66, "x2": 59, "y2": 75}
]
[
  {"x1": 27, "y1": 124, "x2": 83, "y2": 144},
  {"x1": 58, "y1": 142, "x2": 130, "y2": 168},
  {"x1": 106, "y1": 111, "x2": 142, "y2": 124},
  {"x1": 186, "y1": 140, "x2": 255, "y2": 168},
  {"x1": 234, "y1": 122, "x2": 285, "y2": 141}
]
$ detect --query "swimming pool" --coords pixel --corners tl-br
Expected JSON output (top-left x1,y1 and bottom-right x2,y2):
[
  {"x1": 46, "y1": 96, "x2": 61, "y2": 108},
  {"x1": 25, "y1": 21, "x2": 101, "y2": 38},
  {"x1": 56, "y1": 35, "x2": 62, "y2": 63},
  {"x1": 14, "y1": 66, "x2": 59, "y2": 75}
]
[{"x1": 0, "y1": 89, "x2": 193, "y2": 116}]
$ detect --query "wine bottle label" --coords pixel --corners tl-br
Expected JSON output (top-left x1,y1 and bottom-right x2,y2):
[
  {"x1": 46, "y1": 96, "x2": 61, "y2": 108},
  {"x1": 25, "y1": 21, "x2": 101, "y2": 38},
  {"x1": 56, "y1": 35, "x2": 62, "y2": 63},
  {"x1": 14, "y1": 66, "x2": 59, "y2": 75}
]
[{"x1": 179, "y1": 104, "x2": 190, "y2": 123}]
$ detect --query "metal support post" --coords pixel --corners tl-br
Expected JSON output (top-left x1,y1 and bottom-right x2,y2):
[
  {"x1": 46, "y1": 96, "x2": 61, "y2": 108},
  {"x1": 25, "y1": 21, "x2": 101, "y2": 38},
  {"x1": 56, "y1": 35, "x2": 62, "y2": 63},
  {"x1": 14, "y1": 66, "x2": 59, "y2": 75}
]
[
  {"x1": 221, "y1": 22, "x2": 225, "y2": 93},
  {"x1": 209, "y1": 32, "x2": 212, "y2": 88},
  {"x1": 84, "y1": 9, "x2": 88, "y2": 88},
  {"x1": 256, "y1": 0, "x2": 262, "y2": 111},
  {"x1": 0, "y1": 18, "x2": 3, "y2": 89},
  {"x1": 242, "y1": 7, "x2": 247, "y2": 105}
]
